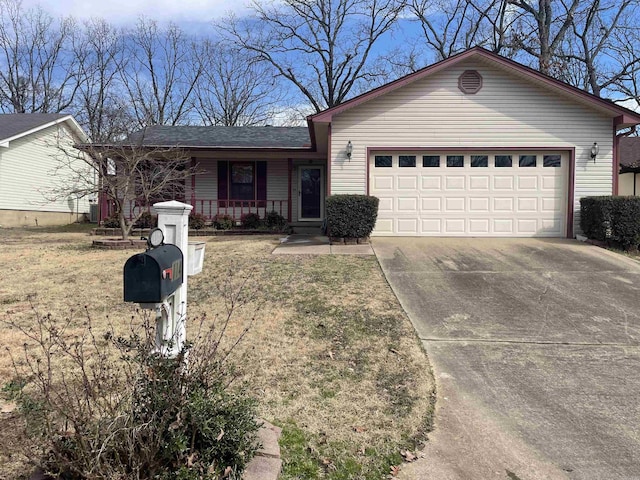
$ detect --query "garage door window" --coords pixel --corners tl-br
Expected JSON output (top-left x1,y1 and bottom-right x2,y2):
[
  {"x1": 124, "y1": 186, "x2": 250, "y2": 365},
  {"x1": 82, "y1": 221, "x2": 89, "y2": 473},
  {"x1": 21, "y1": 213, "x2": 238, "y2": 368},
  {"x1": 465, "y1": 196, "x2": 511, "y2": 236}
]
[
  {"x1": 519, "y1": 155, "x2": 537, "y2": 167},
  {"x1": 423, "y1": 155, "x2": 440, "y2": 167},
  {"x1": 447, "y1": 155, "x2": 464, "y2": 167},
  {"x1": 399, "y1": 155, "x2": 416, "y2": 167},
  {"x1": 495, "y1": 155, "x2": 512, "y2": 167},
  {"x1": 471, "y1": 155, "x2": 488, "y2": 167},
  {"x1": 375, "y1": 155, "x2": 392, "y2": 167},
  {"x1": 543, "y1": 155, "x2": 561, "y2": 167}
]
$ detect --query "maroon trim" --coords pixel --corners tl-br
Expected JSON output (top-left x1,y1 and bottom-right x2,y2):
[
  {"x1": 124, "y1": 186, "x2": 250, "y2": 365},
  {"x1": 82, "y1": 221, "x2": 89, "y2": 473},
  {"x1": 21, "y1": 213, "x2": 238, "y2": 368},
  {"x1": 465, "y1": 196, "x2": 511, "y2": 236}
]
[
  {"x1": 309, "y1": 47, "x2": 640, "y2": 125},
  {"x1": 217, "y1": 160, "x2": 228, "y2": 207},
  {"x1": 256, "y1": 161, "x2": 267, "y2": 203},
  {"x1": 567, "y1": 148, "x2": 576, "y2": 238},
  {"x1": 190, "y1": 157, "x2": 196, "y2": 207},
  {"x1": 307, "y1": 117, "x2": 317, "y2": 151},
  {"x1": 366, "y1": 146, "x2": 576, "y2": 238},
  {"x1": 287, "y1": 158, "x2": 293, "y2": 222},
  {"x1": 613, "y1": 123, "x2": 620, "y2": 195},
  {"x1": 327, "y1": 124, "x2": 332, "y2": 196}
]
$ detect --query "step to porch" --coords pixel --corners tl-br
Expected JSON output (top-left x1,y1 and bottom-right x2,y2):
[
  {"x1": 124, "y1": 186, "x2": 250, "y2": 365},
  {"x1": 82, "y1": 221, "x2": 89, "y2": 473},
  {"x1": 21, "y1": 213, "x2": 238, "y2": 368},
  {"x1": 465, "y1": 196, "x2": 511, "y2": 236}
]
[{"x1": 290, "y1": 221, "x2": 323, "y2": 235}]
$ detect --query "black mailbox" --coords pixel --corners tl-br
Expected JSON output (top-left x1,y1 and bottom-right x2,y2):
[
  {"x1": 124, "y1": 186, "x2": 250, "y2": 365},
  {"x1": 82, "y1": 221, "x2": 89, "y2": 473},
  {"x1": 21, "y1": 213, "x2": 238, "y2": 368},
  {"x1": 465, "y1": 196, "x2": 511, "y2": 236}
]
[{"x1": 123, "y1": 244, "x2": 183, "y2": 303}]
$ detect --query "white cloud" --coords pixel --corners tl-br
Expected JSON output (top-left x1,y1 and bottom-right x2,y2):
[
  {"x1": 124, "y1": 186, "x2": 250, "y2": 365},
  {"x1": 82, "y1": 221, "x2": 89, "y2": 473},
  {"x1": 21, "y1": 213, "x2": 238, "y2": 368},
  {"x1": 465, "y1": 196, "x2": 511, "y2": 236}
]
[{"x1": 20, "y1": 0, "x2": 249, "y2": 25}]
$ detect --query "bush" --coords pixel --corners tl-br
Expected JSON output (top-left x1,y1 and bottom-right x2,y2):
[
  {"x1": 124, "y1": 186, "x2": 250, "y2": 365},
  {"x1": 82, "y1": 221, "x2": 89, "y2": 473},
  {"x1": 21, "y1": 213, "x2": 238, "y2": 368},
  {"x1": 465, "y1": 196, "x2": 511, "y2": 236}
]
[
  {"x1": 264, "y1": 211, "x2": 287, "y2": 231},
  {"x1": 102, "y1": 214, "x2": 120, "y2": 228},
  {"x1": 136, "y1": 211, "x2": 158, "y2": 229},
  {"x1": 5, "y1": 304, "x2": 260, "y2": 479},
  {"x1": 240, "y1": 213, "x2": 262, "y2": 229},
  {"x1": 326, "y1": 195, "x2": 380, "y2": 238},
  {"x1": 213, "y1": 214, "x2": 235, "y2": 230},
  {"x1": 580, "y1": 196, "x2": 640, "y2": 249},
  {"x1": 190, "y1": 212, "x2": 207, "y2": 230}
]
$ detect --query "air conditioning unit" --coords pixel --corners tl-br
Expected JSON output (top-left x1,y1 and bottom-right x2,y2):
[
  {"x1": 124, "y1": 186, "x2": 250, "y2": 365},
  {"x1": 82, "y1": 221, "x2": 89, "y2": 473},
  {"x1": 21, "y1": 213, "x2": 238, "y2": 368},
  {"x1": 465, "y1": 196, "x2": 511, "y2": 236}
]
[{"x1": 89, "y1": 204, "x2": 99, "y2": 223}]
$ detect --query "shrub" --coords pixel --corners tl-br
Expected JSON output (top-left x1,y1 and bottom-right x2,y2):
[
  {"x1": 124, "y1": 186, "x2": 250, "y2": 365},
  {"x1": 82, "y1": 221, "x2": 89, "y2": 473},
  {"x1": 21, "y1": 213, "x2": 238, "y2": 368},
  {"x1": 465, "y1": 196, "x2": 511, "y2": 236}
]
[
  {"x1": 102, "y1": 214, "x2": 120, "y2": 228},
  {"x1": 264, "y1": 211, "x2": 287, "y2": 231},
  {"x1": 240, "y1": 213, "x2": 262, "y2": 229},
  {"x1": 4, "y1": 304, "x2": 260, "y2": 479},
  {"x1": 326, "y1": 194, "x2": 380, "y2": 238},
  {"x1": 213, "y1": 214, "x2": 235, "y2": 230},
  {"x1": 136, "y1": 211, "x2": 158, "y2": 229},
  {"x1": 190, "y1": 212, "x2": 207, "y2": 230},
  {"x1": 580, "y1": 196, "x2": 640, "y2": 249}
]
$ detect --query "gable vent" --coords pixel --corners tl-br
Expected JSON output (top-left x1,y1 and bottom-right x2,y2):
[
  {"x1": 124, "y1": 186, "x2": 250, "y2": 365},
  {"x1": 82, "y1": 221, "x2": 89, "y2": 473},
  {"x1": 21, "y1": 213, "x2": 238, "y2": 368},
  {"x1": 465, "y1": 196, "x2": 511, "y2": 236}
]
[{"x1": 458, "y1": 70, "x2": 483, "y2": 94}]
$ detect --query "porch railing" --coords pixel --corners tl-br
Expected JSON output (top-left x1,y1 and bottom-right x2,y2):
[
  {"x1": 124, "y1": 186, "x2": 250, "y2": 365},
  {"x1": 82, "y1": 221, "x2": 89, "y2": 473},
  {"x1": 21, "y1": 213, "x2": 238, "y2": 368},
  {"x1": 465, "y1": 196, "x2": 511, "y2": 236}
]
[{"x1": 110, "y1": 199, "x2": 289, "y2": 223}]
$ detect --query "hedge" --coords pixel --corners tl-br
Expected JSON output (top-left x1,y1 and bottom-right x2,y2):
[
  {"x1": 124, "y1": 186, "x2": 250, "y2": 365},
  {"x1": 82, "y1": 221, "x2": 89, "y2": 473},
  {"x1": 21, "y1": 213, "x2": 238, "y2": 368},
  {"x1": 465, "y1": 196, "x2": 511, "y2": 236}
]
[
  {"x1": 326, "y1": 194, "x2": 379, "y2": 238},
  {"x1": 580, "y1": 196, "x2": 640, "y2": 249}
]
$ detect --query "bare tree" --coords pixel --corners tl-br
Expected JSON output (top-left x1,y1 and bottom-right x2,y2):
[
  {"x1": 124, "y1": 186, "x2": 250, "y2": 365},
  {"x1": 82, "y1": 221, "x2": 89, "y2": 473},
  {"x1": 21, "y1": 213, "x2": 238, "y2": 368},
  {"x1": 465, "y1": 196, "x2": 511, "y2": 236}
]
[
  {"x1": 0, "y1": 0, "x2": 79, "y2": 113},
  {"x1": 121, "y1": 17, "x2": 203, "y2": 128},
  {"x1": 50, "y1": 127, "x2": 196, "y2": 240},
  {"x1": 72, "y1": 18, "x2": 131, "y2": 142},
  {"x1": 507, "y1": 0, "x2": 582, "y2": 75},
  {"x1": 193, "y1": 41, "x2": 283, "y2": 126},
  {"x1": 220, "y1": 0, "x2": 407, "y2": 112}
]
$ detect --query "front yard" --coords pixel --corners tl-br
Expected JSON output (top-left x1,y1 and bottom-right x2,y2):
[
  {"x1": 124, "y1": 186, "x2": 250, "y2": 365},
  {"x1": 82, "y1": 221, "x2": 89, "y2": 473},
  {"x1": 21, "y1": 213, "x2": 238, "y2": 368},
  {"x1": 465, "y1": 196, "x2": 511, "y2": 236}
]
[{"x1": 0, "y1": 226, "x2": 434, "y2": 479}]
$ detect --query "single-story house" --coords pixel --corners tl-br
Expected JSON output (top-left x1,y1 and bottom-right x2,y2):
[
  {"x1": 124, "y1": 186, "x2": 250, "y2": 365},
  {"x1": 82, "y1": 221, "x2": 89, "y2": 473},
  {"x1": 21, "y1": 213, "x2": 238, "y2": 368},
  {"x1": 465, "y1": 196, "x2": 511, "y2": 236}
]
[
  {"x1": 0, "y1": 113, "x2": 90, "y2": 227},
  {"x1": 618, "y1": 137, "x2": 640, "y2": 196},
  {"x1": 108, "y1": 46, "x2": 640, "y2": 237}
]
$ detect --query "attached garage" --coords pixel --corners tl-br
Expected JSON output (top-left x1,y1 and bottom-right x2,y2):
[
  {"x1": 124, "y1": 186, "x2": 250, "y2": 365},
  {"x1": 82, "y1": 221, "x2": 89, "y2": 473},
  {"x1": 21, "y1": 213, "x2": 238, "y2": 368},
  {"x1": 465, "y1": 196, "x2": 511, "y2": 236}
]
[
  {"x1": 308, "y1": 47, "x2": 640, "y2": 238},
  {"x1": 369, "y1": 150, "x2": 570, "y2": 237}
]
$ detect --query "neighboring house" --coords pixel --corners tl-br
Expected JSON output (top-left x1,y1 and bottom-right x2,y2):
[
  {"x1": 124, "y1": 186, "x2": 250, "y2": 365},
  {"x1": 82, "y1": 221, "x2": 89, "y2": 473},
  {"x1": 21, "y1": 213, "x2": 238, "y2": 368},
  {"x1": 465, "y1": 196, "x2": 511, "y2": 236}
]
[
  {"x1": 0, "y1": 114, "x2": 90, "y2": 227},
  {"x1": 113, "y1": 47, "x2": 640, "y2": 237},
  {"x1": 618, "y1": 137, "x2": 640, "y2": 196}
]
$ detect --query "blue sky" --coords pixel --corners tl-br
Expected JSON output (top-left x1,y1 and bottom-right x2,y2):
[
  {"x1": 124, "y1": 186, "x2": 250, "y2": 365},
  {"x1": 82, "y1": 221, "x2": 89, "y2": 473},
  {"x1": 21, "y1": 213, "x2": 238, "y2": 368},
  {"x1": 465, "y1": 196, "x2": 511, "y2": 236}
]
[{"x1": 20, "y1": 0, "x2": 247, "y2": 25}]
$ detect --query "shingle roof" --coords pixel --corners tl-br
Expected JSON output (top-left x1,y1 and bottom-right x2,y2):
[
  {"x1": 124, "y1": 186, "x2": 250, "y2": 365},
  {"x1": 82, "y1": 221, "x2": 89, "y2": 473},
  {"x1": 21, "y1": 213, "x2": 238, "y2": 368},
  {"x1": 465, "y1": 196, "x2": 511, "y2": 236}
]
[
  {"x1": 126, "y1": 125, "x2": 312, "y2": 149},
  {"x1": 0, "y1": 113, "x2": 70, "y2": 142},
  {"x1": 619, "y1": 137, "x2": 640, "y2": 170}
]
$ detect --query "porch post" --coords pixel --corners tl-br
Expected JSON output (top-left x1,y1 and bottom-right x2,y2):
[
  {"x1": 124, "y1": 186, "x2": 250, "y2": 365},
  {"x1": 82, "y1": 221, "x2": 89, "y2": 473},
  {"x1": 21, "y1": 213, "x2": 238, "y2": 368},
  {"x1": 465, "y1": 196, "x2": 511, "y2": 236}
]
[
  {"x1": 287, "y1": 158, "x2": 293, "y2": 222},
  {"x1": 190, "y1": 157, "x2": 196, "y2": 210}
]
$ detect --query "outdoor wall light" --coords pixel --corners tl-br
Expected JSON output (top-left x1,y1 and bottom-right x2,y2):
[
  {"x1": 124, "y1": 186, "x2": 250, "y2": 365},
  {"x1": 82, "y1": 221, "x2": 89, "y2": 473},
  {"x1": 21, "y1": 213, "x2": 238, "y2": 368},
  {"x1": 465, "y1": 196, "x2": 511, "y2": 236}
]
[
  {"x1": 591, "y1": 142, "x2": 599, "y2": 163},
  {"x1": 346, "y1": 140, "x2": 353, "y2": 160}
]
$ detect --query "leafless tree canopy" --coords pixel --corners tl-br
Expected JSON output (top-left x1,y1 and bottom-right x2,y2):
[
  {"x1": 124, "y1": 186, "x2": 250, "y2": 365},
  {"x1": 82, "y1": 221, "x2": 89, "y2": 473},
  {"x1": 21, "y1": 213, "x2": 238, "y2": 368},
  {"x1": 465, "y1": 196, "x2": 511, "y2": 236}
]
[{"x1": 0, "y1": 0, "x2": 639, "y2": 136}]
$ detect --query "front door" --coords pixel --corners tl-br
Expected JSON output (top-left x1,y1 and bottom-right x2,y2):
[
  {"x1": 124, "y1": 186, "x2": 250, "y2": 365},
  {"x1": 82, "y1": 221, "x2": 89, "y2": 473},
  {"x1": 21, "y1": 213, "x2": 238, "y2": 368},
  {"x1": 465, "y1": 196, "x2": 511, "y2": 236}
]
[{"x1": 298, "y1": 166, "x2": 323, "y2": 221}]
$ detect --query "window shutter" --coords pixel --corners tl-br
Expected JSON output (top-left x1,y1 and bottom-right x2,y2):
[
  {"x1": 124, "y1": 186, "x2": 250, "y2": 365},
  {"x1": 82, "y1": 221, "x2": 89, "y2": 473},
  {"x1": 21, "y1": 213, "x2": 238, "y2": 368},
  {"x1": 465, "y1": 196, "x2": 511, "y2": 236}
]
[
  {"x1": 256, "y1": 161, "x2": 267, "y2": 204},
  {"x1": 217, "y1": 161, "x2": 228, "y2": 207}
]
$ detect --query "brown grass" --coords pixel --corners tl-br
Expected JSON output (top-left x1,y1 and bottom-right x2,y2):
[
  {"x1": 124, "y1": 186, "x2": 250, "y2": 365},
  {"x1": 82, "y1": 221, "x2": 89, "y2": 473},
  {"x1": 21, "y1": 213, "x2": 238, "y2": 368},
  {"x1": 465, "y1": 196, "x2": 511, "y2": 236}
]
[{"x1": 0, "y1": 228, "x2": 434, "y2": 479}]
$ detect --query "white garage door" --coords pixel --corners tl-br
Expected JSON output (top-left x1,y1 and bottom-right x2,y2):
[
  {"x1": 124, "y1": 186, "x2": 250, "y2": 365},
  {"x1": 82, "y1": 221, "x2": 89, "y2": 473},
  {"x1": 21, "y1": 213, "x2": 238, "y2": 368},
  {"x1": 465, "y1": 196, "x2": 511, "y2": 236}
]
[{"x1": 370, "y1": 151, "x2": 568, "y2": 237}]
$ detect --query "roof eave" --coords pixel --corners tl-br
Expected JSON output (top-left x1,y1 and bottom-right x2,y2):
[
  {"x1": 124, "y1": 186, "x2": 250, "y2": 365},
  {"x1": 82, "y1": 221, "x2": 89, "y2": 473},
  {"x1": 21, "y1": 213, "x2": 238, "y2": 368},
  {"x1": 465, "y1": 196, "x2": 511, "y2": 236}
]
[{"x1": 0, "y1": 114, "x2": 88, "y2": 146}]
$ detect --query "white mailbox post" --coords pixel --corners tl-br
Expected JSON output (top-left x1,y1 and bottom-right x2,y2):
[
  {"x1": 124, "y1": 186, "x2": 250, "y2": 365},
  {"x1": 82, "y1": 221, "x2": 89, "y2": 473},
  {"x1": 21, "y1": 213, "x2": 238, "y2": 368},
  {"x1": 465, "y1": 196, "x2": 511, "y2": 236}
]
[{"x1": 153, "y1": 201, "x2": 195, "y2": 357}]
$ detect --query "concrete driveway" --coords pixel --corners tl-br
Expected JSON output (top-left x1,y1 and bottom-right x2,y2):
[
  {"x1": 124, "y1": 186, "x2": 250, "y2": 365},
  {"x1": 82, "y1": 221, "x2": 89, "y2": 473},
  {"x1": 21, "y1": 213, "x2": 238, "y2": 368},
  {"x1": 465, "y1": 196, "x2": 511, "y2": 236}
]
[{"x1": 372, "y1": 238, "x2": 640, "y2": 480}]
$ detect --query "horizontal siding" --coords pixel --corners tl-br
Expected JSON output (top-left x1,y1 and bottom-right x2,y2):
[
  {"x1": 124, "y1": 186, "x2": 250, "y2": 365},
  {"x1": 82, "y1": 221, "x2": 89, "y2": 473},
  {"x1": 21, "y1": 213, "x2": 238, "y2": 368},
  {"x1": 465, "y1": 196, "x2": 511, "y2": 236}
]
[
  {"x1": 0, "y1": 124, "x2": 90, "y2": 214},
  {"x1": 330, "y1": 58, "x2": 615, "y2": 235}
]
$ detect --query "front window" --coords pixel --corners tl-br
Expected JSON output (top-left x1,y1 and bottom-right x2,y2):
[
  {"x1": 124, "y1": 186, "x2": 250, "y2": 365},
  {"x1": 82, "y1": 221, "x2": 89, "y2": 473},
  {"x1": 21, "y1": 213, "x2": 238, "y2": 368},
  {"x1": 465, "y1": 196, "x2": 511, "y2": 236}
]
[{"x1": 231, "y1": 163, "x2": 254, "y2": 200}]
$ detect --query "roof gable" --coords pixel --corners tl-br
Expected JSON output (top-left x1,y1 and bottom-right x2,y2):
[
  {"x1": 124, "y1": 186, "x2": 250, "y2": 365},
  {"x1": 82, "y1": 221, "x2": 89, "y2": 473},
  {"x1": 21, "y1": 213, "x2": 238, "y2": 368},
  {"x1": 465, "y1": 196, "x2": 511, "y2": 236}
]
[
  {"x1": 309, "y1": 47, "x2": 640, "y2": 127},
  {"x1": 0, "y1": 113, "x2": 87, "y2": 147}
]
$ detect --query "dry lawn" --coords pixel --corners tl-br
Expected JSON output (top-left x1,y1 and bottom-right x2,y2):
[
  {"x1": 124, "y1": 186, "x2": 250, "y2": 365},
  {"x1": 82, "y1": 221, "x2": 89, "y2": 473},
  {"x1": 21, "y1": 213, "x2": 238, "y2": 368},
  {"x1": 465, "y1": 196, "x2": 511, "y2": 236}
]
[{"x1": 0, "y1": 226, "x2": 435, "y2": 479}]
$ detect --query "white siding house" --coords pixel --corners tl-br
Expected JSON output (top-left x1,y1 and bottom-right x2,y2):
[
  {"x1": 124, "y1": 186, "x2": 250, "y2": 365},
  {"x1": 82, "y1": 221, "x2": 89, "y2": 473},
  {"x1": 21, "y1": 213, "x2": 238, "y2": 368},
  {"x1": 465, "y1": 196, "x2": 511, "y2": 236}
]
[
  {"x1": 0, "y1": 114, "x2": 90, "y2": 227},
  {"x1": 309, "y1": 47, "x2": 640, "y2": 237}
]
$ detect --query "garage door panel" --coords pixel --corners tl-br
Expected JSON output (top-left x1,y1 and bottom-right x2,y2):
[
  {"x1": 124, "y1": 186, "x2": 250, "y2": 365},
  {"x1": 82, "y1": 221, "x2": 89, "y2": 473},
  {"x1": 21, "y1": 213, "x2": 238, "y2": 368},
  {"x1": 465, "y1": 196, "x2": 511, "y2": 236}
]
[
  {"x1": 370, "y1": 151, "x2": 567, "y2": 237},
  {"x1": 445, "y1": 176, "x2": 465, "y2": 190},
  {"x1": 421, "y1": 176, "x2": 441, "y2": 190},
  {"x1": 470, "y1": 197, "x2": 490, "y2": 212},
  {"x1": 469, "y1": 176, "x2": 490, "y2": 190},
  {"x1": 445, "y1": 197, "x2": 465, "y2": 211},
  {"x1": 397, "y1": 176, "x2": 418, "y2": 190},
  {"x1": 397, "y1": 197, "x2": 418, "y2": 211},
  {"x1": 422, "y1": 197, "x2": 442, "y2": 211}
]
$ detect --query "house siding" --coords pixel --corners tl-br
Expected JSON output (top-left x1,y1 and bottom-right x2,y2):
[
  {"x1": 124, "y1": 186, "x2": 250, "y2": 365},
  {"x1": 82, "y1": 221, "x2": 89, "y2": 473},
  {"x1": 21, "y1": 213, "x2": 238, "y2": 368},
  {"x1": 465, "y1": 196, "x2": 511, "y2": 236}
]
[
  {"x1": 329, "y1": 58, "x2": 614, "y2": 235},
  {"x1": 619, "y1": 172, "x2": 640, "y2": 196},
  {"x1": 0, "y1": 124, "x2": 90, "y2": 221}
]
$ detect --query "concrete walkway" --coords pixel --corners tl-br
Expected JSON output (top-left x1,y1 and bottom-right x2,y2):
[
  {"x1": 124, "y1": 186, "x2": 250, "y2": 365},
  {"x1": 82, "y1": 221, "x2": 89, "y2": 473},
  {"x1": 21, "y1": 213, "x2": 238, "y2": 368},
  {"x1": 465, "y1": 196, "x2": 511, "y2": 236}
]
[
  {"x1": 373, "y1": 238, "x2": 640, "y2": 480},
  {"x1": 272, "y1": 234, "x2": 374, "y2": 255}
]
